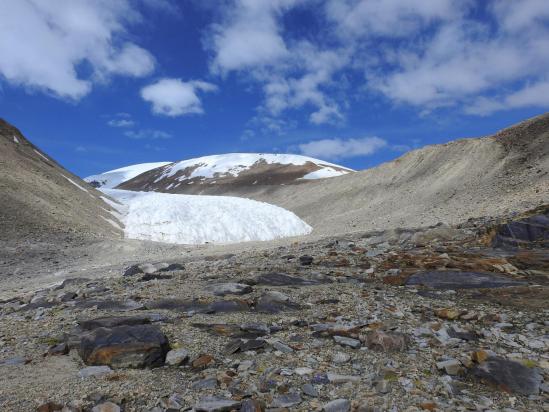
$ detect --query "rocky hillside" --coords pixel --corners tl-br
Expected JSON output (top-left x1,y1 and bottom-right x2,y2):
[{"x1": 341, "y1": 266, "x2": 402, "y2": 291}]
[
  {"x1": 238, "y1": 113, "x2": 549, "y2": 237},
  {"x1": 0, "y1": 119, "x2": 122, "y2": 242},
  {"x1": 115, "y1": 153, "x2": 353, "y2": 195}
]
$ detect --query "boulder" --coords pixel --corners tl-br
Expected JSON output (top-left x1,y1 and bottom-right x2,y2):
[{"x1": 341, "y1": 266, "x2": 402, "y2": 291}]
[{"x1": 78, "y1": 325, "x2": 169, "y2": 368}]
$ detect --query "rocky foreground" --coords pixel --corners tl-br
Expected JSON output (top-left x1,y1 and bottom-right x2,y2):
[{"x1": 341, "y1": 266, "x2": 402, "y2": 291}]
[{"x1": 0, "y1": 208, "x2": 548, "y2": 411}]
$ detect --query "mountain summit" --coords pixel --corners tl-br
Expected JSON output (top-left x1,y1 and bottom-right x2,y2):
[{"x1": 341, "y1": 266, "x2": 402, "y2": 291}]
[{"x1": 88, "y1": 153, "x2": 353, "y2": 195}]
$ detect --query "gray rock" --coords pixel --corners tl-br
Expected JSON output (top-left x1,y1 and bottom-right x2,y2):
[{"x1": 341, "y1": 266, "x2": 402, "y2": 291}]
[
  {"x1": 271, "y1": 393, "x2": 302, "y2": 408},
  {"x1": 0, "y1": 356, "x2": 28, "y2": 366},
  {"x1": 204, "y1": 282, "x2": 253, "y2": 296},
  {"x1": 165, "y1": 348, "x2": 189, "y2": 366},
  {"x1": 327, "y1": 373, "x2": 360, "y2": 384},
  {"x1": 436, "y1": 359, "x2": 462, "y2": 375},
  {"x1": 195, "y1": 396, "x2": 240, "y2": 412},
  {"x1": 302, "y1": 383, "x2": 319, "y2": 397},
  {"x1": 255, "y1": 272, "x2": 321, "y2": 286},
  {"x1": 472, "y1": 356, "x2": 542, "y2": 395},
  {"x1": 332, "y1": 352, "x2": 351, "y2": 364},
  {"x1": 323, "y1": 399, "x2": 351, "y2": 412},
  {"x1": 191, "y1": 377, "x2": 218, "y2": 390},
  {"x1": 92, "y1": 402, "x2": 120, "y2": 412},
  {"x1": 78, "y1": 365, "x2": 113, "y2": 379},
  {"x1": 333, "y1": 335, "x2": 361, "y2": 349}
]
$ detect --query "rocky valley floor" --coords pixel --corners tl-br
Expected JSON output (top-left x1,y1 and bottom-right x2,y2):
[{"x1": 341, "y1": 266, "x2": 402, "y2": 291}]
[{"x1": 0, "y1": 209, "x2": 548, "y2": 411}]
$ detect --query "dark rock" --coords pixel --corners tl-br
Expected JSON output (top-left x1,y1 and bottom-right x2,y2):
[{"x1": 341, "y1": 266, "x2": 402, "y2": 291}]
[
  {"x1": 471, "y1": 356, "x2": 542, "y2": 395},
  {"x1": 448, "y1": 327, "x2": 479, "y2": 341},
  {"x1": 255, "y1": 272, "x2": 320, "y2": 286},
  {"x1": 492, "y1": 210, "x2": 549, "y2": 248},
  {"x1": 0, "y1": 356, "x2": 29, "y2": 366},
  {"x1": 79, "y1": 316, "x2": 152, "y2": 331},
  {"x1": 204, "y1": 283, "x2": 253, "y2": 296},
  {"x1": 36, "y1": 402, "x2": 64, "y2": 412},
  {"x1": 139, "y1": 273, "x2": 173, "y2": 282},
  {"x1": 123, "y1": 264, "x2": 143, "y2": 277},
  {"x1": 225, "y1": 338, "x2": 266, "y2": 354},
  {"x1": 46, "y1": 343, "x2": 69, "y2": 356},
  {"x1": 157, "y1": 263, "x2": 185, "y2": 272},
  {"x1": 299, "y1": 255, "x2": 314, "y2": 266},
  {"x1": 405, "y1": 271, "x2": 526, "y2": 289},
  {"x1": 302, "y1": 383, "x2": 319, "y2": 397},
  {"x1": 78, "y1": 325, "x2": 169, "y2": 368},
  {"x1": 240, "y1": 399, "x2": 265, "y2": 412},
  {"x1": 145, "y1": 298, "x2": 249, "y2": 314},
  {"x1": 191, "y1": 377, "x2": 218, "y2": 390},
  {"x1": 255, "y1": 293, "x2": 300, "y2": 313}
]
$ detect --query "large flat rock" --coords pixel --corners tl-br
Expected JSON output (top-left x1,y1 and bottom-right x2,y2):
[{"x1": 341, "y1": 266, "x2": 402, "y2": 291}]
[{"x1": 405, "y1": 271, "x2": 527, "y2": 289}]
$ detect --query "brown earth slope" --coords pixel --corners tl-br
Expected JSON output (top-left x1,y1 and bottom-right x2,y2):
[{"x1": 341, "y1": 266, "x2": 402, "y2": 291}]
[
  {"x1": 0, "y1": 119, "x2": 122, "y2": 243},
  {"x1": 257, "y1": 113, "x2": 549, "y2": 236}
]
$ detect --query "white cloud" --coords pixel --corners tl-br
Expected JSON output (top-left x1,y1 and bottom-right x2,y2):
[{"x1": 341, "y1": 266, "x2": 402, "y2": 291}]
[
  {"x1": 0, "y1": 0, "x2": 156, "y2": 100},
  {"x1": 298, "y1": 137, "x2": 387, "y2": 159},
  {"x1": 209, "y1": 1, "x2": 347, "y2": 125},
  {"x1": 124, "y1": 129, "x2": 172, "y2": 139},
  {"x1": 108, "y1": 119, "x2": 135, "y2": 127},
  {"x1": 141, "y1": 78, "x2": 218, "y2": 117}
]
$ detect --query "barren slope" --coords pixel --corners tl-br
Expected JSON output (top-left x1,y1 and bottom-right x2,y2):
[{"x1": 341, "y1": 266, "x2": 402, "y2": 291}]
[
  {"x1": 211, "y1": 114, "x2": 549, "y2": 236},
  {"x1": 0, "y1": 119, "x2": 122, "y2": 242}
]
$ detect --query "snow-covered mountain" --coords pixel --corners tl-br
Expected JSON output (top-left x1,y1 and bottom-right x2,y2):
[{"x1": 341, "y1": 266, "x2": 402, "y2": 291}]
[
  {"x1": 116, "y1": 153, "x2": 354, "y2": 194},
  {"x1": 85, "y1": 162, "x2": 171, "y2": 188}
]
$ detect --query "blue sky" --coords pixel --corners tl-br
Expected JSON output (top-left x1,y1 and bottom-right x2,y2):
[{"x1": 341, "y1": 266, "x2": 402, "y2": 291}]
[{"x1": 1, "y1": 0, "x2": 548, "y2": 177}]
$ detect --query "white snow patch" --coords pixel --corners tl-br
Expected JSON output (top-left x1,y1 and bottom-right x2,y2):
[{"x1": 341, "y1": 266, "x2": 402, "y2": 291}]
[
  {"x1": 62, "y1": 176, "x2": 89, "y2": 193},
  {"x1": 301, "y1": 167, "x2": 350, "y2": 180},
  {"x1": 13, "y1": 135, "x2": 19, "y2": 144},
  {"x1": 102, "y1": 188, "x2": 312, "y2": 245},
  {"x1": 85, "y1": 162, "x2": 171, "y2": 188},
  {"x1": 158, "y1": 153, "x2": 353, "y2": 182},
  {"x1": 34, "y1": 149, "x2": 49, "y2": 161}
]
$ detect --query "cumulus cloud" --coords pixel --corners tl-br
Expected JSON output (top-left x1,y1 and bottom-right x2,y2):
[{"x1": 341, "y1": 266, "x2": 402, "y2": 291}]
[
  {"x1": 209, "y1": 0, "x2": 549, "y2": 124},
  {"x1": 141, "y1": 78, "x2": 218, "y2": 117},
  {"x1": 0, "y1": 0, "x2": 156, "y2": 100},
  {"x1": 108, "y1": 119, "x2": 135, "y2": 128},
  {"x1": 298, "y1": 137, "x2": 387, "y2": 159}
]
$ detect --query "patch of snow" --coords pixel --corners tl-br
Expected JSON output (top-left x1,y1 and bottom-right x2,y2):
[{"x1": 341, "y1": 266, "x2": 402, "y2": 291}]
[
  {"x1": 301, "y1": 167, "x2": 350, "y2": 180},
  {"x1": 62, "y1": 176, "x2": 89, "y2": 193},
  {"x1": 102, "y1": 188, "x2": 312, "y2": 245},
  {"x1": 85, "y1": 162, "x2": 171, "y2": 188},
  {"x1": 13, "y1": 135, "x2": 19, "y2": 144},
  {"x1": 100, "y1": 215, "x2": 123, "y2": 230},
  {"x1": 34, "y1": 149, "x2": 49, "y2": 161},
  {"x1": 159, "y1": 153, "x2": 353, "y2": 181}
]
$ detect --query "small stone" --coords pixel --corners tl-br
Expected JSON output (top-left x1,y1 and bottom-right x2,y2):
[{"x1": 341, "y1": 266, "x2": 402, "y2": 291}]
[
  {"x1": 191, "y1": 377, "x2": 218, "y2": 390},
  {"x1": 78, "y1": 365, "x2": 113, "y2": 379},
  {"x1": 472, "y1": 350, "x2": 489, "y2": 363},
  {"x1": 323, "y1": 399, "x2": 351, "y2": 412},
  {"x1": 295, "y1": 367, "x2": 313, "y2": 375},
  {"x1": 268, "y1": 339, "x2": 294, "y2": 353},
  {"x1": 434, "y1": 308, "x2": 462, "y2": 320},
  {"x1": 303, "y1": 383, "x2": 319, "y2": 397},
  {"x1": 192, "y1": 354, "x2": 215, "y2": 369},
  {"x1": 46, "y1": 343, "x2": 69, "y2": 356},
  {"x1": 91, "y1": 402, "x2": 120, "y2": 412},
  {"x1": 332, "y1": 352, "x2": 351, "y2": 364},
  {"x1": 165, "y1": 348, "x2": 189, "y2": 366},
  {"x1": 436, "y1": 359, "x2": 462, "y2": 375},
  {"x1": 364, "y1": 330, "x2": 408, "y2": 352},
  {"x1": 333, "y1": 335, "x2": 361, "y2": 349},
  {"x1": 238, "y1": 359, "x2": 254, "y2": 372},
  {"x1": 327, "y1": 373, "x2": 360, "y2": 384}
]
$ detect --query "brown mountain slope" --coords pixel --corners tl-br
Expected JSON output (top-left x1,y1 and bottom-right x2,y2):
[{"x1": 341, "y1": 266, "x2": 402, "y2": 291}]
[{"x1": 0, "y1": 119, "x2": 122, "y2": 242}]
